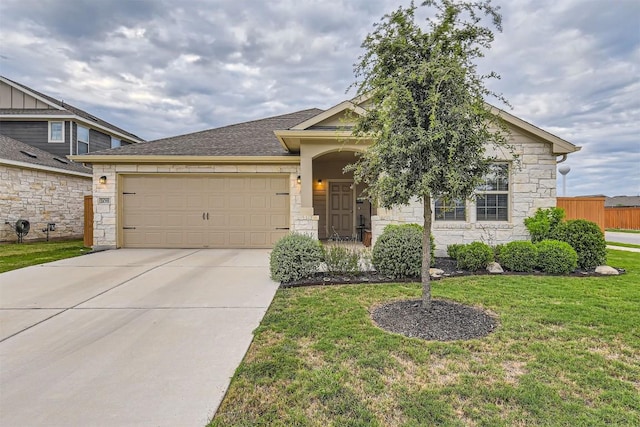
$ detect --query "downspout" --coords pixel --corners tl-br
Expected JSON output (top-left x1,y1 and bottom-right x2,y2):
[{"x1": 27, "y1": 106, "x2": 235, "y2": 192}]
[{"x1": 556, "y1": 154, "x2": 568, "y2": 164}]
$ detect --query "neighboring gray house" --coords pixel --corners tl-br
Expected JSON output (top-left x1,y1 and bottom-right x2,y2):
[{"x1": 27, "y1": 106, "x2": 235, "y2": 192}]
[
  {"x1": 74, "y1": 95, "x2": 581, "y2": 253},
  {"x1": 605, "y1": 196, "x2": 640, "y2": 207},
  {"x1": 1, "y1": 134, "x2": 92, "y2": 242},
  {"x1": 0, "y1": 75, "x2": 145, "y2": 158}
]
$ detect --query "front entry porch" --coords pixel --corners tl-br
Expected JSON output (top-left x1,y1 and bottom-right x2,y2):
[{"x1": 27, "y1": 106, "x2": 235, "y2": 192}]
[{"x1": 312, "y1": 151, "x2": 375, "y2": 241}]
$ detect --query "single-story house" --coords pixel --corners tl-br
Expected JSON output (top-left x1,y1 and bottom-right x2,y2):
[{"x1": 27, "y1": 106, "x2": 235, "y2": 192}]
[
  {"x1": 73, "y1": 97, "x2": 580, "y2": 254},
  {"x1": 1, "y1": 134, "x2": 92, "y2": 242}
]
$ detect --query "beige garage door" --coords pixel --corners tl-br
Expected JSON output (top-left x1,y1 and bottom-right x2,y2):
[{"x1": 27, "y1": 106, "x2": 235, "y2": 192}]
[{"x1": 121, "y1": 175, "x2": 290, "y2": 248}]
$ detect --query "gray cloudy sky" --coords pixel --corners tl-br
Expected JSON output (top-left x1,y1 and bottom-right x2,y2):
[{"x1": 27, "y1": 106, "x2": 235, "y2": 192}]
[{"x1": 1, "y1": 0, "x2": 638, "y2": 196}]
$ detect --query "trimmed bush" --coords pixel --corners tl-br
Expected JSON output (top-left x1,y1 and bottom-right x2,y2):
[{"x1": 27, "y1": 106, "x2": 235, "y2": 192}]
[
  {"x1": 447, "y1": 243, "x2": 465, "y2": 260},
  {"x1": 554, "y1": 219, "x2": 606, "y2": 270},
  {"x1": 536, "y1": 240, "x2": 578, "y2": 274},
  {"x1": 524, "y1": 207, "x2": 565, "y2": 243},
  {"x1": 270, "y1": 233, "x2": 323, "y2": 283},
  {"x1": 499, "y1": 241, "x2": 538, "y2": 272},
  {"x1": 372, "y1": 224, "x2": 435, "y2": 279},
  {"x1": 456, "y1": 241, "x2": 494, "y2": 271},
  {"x1": 493, "y1": 244, "x2": 504, "y2": 263},
  {"x1": 323, "y1": 245, "x2": 361, "y2": 275}
]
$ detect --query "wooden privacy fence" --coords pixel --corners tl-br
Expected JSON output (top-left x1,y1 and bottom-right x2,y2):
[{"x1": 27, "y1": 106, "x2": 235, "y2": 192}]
[
  {"x1": 556, "y1": 197, "x2": 605, "y2": 231},
  {"x1": 84, "y1": 195, "x2": 93, "y2": 247},
  {"x1": 605, "y1": 207, "x2": 640, "y2": 230}
]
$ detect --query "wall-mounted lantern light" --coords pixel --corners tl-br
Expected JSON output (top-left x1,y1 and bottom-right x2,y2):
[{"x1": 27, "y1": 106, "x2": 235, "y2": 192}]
[
  {"x1": 317, "y1": 179, "x2": 323, "y2": 184},
  {"x1": 297, "y1": 175, "x2": 301, "y2": 184},
  {"x1": 99, "y1": 176, "x2": 107, "y2": 185}
]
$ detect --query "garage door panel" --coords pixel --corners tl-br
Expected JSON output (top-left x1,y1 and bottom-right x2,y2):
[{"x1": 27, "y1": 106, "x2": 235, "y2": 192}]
[
  {"x1": 228, "y1": 232, "x2": 247, "y2": 246},
  {"x1": 271, "y1": 231, "x2": 288, "y2": 245},
  {"x1": 228, "y1": 195, "x2": 246, "y2": 209},
  {"x1": 229, "y1": 216, "x2": 246, "y2": 227},
  {"x1": 270, "y1": 214, "x2": 288, "y2": 227},
  {"x1": 250, "y1": 195, "x2": 267, "y2": 209},
  {"x1": 250, "y1": 232, "x2": 267, "y2": 246},
  {"x1": 122, "y1": 175, "x2": 289, "y2": 248},
  {"x1": 270, "y1": 195, "x2": 287, "y2": 209}
]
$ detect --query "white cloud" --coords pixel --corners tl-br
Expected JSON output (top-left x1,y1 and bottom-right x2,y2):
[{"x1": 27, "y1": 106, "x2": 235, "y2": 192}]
[{"x1": 0, "y1": 0, "x2": 638, "y2": 195}]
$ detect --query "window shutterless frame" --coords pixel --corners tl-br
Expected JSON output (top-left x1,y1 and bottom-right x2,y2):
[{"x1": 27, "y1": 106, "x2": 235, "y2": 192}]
[
  {"x1": 48, "y1": 121, "x2": 65, "y2": 143},
  {"x1": 475, "y1": 163, "x2": 510, "y2": 221},
  {"x1": 77, "y1": 125, "x2": 90, "y2": 154}
]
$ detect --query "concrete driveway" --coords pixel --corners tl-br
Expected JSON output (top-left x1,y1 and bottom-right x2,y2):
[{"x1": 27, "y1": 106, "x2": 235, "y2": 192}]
[{"x1": 0, "y1": 249, "x2": 279, "y2": 427}]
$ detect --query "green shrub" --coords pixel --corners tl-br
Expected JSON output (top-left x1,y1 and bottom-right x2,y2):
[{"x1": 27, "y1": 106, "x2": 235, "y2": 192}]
[
  {"x1": 536, "y1": 240, "x2": 578, "y2": 274},
  {"x1": 493, "y1": 244, "x2": 504, "y2": 263},
  {"x1": 270, "y1": 233, "x2": 323, "y2": 283},
  {"x1": 524, "y1": 207, "x2": 565, "y2": 243},
  {"x1": 499, "y1": 241, "x2": 538, "y2": 272},
  {"x1": 554, "y1": 219, "x2": 606, "y2": 270},
  {"x1": 323, "y1": 245, "x2": 361, "y2": 275},
  {"x1": 457, "y1": 241, "x2": 494, "y2": 271},
  {"x1": 372, "y1": 224, "x2": 434, "y2": 278},
  {"x1": 447, "y1": 243, "x2": 465, "y2": 260}
]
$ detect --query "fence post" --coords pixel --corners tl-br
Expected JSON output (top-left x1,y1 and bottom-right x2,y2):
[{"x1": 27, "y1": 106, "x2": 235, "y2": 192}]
[{"x1": 84, "y1": 195, "x2": 93, "y2": 247}]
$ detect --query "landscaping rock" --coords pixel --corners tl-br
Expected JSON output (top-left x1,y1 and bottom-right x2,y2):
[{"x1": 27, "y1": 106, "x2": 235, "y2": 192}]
[
  {"x1": 595, "y1": 265, "x2": 619, "y2": 275},
  {"x1": 487, "y1": 262, "x2": 504, "y2": 274},
  {"x1": 429, "y1": 268, "x2": 445, "y2": 278}
]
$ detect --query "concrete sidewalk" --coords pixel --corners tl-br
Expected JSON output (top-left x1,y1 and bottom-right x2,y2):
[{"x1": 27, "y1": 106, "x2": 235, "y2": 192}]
[
  {"x1": 0, "y1": 249, "x2": 278, "y2": 427},
  {"x1": 607, "y1": 245, "x2": 640, "y2": 253}
]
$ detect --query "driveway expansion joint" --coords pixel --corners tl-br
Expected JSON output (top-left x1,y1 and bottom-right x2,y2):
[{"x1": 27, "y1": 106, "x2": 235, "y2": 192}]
[{"x1": 0, "y1": 249, "x2": 201, "y2": 343}]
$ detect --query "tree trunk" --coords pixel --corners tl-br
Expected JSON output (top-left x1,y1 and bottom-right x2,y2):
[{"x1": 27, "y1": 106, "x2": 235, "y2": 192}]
[{"x1": 422, "y1": 194, "x2": 432, "y2": 310}]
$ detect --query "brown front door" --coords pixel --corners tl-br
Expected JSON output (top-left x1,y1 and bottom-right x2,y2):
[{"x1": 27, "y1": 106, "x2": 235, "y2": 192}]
[{"x1": 329, "y1": 181, "x2": 354, "y2": 239}]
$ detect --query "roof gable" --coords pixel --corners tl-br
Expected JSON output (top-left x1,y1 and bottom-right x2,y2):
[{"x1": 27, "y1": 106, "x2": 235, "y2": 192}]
[
  {"x1": 0, "y1": 76, "x2": 145, "y2": 143},
  {"x1": 291, "y1": 98, "x2": 368, "y2": 130}
]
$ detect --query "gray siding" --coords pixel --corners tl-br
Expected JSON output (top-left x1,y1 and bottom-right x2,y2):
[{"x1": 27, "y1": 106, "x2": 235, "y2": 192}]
[
  {"x1": 0, "y1": 120, "x2": 72, "y2": 158},
  {"x1": 89, "y1": 128, "x2": 111, "y2": 152},
  {"x1": 71, "y1": 123, "x2": 119, "y2": 153}
]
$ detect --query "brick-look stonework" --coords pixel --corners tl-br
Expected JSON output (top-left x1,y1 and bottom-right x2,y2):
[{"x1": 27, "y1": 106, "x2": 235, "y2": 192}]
[
  {"x1": 91, "y1": 163, "x2": 310, "y2": 248},
  {"x1": 371, "y1": 136, "x2": 558, "y2": 256},
  {"x1": 0, "y1": 164, "x2": 91, "y2": 242}
]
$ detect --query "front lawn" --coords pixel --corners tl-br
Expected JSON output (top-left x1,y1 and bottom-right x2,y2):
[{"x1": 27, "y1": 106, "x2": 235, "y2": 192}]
[
  {"x1": 211, "y1": 250, "x2": 640, "y2": 426},
  {"x1": 0, "y1": 239, "x2": 88, "y2": 273}
]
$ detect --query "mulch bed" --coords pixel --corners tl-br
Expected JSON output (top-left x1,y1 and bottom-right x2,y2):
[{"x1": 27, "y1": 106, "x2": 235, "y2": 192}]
[
  {"x1": 372, "y1": 299, "x2": 498, "y2": 341},
  {"x1": 281, "y1": 257, "x2": 625, "y2": 288}
]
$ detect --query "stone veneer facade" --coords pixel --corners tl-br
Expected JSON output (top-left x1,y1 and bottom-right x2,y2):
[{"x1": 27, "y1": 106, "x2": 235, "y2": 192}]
[
  {"x1": 91, "y1": 128, "x2": 558, "y2": 251},
  {"x1": 371, "y1": 133, "x2": 557, "y2": 255},
  {"x1": 1, "y1": 164, "x2": 92, "y2": 242}
]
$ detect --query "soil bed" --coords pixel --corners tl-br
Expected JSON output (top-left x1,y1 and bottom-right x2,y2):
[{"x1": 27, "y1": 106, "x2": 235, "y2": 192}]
[
  {"x1": 281, "y1": 257, "x2": 625, "y2": 288},
  {"x1": 372, "y1": 299, "x2": 498, "y2": 341}
]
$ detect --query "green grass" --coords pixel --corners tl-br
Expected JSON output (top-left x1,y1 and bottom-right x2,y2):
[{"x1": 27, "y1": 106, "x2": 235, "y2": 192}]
[
  {"x1": 211, "y1": 250, "x2": 640, "y2": 426},
  {"x1": 0, "y1": 240, "x2": 89, "y2": 273},
  {"x1": 607, "y1": 242, "x2": 640, "y2": 250},
  {"x1": 607, "y1": 229, "x2": 640, "y2": 234}
]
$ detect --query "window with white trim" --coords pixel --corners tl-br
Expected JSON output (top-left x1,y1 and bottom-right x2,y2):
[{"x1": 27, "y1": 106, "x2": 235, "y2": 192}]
[
  {"x1": 435, "y1": 198, "x2": 466, "y2": 221},
  {"x1": 48, "y1": 121, "x2": 64, "y2": 143},
  {"x1": 77, "y1": 125, "x2": 89, "y2": 154},
  {"x1": 111, "y1": 137, "x2": 121, "y2": 148},
  {"x1": 476, "y1": 163, "x2": 509, "y2": 221}
]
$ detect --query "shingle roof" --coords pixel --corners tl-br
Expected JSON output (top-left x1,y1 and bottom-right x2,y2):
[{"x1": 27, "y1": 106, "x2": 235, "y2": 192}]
[
  {"x1": 85, "y1": 108, "x2": 324, "y2": 157},
  {"x1": 606, "y1": 196, "x2": 640, "y2": 207},
  {"x1": 0, "y1": 134, "x2": 92, "y2": 175},
  {"x1": 1, "y1": 76, "x2": 145, "y2": 142}
]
